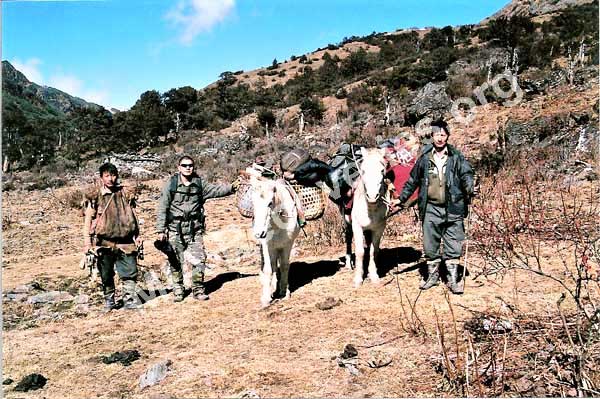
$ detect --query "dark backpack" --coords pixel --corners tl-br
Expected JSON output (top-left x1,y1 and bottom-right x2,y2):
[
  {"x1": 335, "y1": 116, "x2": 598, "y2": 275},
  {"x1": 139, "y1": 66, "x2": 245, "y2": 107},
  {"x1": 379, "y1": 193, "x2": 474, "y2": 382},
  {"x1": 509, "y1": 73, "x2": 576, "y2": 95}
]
[
  {"x1": 168, "y1": 173, "x2": 203, "y2": 197},
  {"x1": 329, "y1": 143, "x2": 363, "y2": 168}
]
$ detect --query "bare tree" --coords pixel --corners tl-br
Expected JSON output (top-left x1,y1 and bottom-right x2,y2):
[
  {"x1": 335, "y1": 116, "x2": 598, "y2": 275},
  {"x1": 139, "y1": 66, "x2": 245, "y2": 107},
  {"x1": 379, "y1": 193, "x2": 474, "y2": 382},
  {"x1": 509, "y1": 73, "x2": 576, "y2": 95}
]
[
  {"x1": 299, "y1": 111, "x2": 305, "y2": 135},
  {"x1": 383, "y1": 91, "x2": 392, "y2": 126}
]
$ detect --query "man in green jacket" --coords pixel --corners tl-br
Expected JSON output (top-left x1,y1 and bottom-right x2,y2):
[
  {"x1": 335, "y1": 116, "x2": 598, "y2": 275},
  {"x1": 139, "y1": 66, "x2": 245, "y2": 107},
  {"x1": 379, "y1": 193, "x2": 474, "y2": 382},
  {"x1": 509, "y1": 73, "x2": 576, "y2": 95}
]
[
  {"x1": 156, "y1": 155, "x2": 239, "y2": 302},
  {"x1": 396, "y1": 121, "x2": 475, "y2": 294}
]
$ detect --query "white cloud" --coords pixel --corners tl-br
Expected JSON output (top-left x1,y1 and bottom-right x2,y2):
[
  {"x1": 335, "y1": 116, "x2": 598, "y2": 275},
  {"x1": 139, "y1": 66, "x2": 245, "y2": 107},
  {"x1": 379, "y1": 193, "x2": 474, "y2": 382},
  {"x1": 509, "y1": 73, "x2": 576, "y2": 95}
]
[
  {"x1": 48, "y1": 73, "x2": 83, "y2": 95},
  {"x1": 81, "y1": 89, "x2": 109, "y2": 106},
  {"x1": 166, "y1": 0, "x2": 235, "y2": 45},
  {"x1": 50, "y1": 74, "x2": 110, "y2": 106},
  {"x1": 10, "y1": 58, "x2": 44, "y2": 84},
  {"x1": 8, "y1": 59, "x2": 112, "y2": 108}
]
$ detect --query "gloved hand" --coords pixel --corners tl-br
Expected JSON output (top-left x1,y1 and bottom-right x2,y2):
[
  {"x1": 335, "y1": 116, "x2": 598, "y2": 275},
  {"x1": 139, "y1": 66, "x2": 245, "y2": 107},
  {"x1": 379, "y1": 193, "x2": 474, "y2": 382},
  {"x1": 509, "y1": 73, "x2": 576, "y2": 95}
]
[{"x1": 231, "y1": 177, "x2": 242, "y2": 193}]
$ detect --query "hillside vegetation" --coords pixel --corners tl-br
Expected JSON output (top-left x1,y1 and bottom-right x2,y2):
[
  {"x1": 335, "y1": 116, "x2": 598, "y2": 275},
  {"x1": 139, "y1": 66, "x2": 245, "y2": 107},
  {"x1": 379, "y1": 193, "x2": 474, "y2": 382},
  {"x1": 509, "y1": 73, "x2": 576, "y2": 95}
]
[
  {"x1": 2, "y1": 1, "x2": 599, "y2": 397},
  {"x1": 1, "y1": 0, "x2": 598, "y2": 180}
]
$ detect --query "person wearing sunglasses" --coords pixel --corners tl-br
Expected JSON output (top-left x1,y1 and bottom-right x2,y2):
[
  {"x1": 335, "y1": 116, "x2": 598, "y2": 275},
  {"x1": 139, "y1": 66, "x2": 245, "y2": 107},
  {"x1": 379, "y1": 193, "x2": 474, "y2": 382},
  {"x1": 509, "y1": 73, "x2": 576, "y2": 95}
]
[{"x1": 156, "y1": 155, "x2": 241, "y2": 302}]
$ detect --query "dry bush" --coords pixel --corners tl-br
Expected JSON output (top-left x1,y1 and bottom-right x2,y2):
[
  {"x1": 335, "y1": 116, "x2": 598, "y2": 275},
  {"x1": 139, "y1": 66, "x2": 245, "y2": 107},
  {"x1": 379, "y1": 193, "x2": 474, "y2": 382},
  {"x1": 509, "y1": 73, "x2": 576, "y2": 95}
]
[
  {"x1": 296, "y1": 201, "x2": 345, "y2": 249},
  {"x1": 432, "y1": 295, "x2": 600, "y2": 397},
  {"x1": 384, "y1": 208, "x2": 421, "y2": 241},
  {"x1": 466, "y1": 157, "x2": 600, "y2": 397},
  {"x1": 51, "y1": 186, "x2": 90, "y2": 211},
  {"x1": 2, "y1": 204, "x2": 14, "y2": 229},
  {"x1": 446, "y1": 69, "x2": 486, "y2": 99}
]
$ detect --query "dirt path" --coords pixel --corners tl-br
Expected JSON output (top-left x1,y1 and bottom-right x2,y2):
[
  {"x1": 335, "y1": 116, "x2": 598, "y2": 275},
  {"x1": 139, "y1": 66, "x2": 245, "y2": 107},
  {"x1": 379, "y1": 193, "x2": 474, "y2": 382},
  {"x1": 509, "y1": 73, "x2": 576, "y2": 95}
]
[{"x1": 1, "y1": 182, "x2": 589, "y2": 398}]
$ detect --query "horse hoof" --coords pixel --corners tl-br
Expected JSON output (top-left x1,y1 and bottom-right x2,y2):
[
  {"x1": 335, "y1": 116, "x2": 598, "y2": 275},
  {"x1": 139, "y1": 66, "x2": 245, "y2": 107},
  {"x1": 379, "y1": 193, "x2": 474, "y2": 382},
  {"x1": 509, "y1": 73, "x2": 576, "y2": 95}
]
[
  {"x1": 353, "y1": 279, "x2": 363, "y2": 288},
  {"x1": 260, "y1": 297, "x2": 272, "y2": 308},
  {"x1": 274, "y1": 292, "x2": 290, "y2": 300},
  {"x1": 369, "y1": 274, "x2": 381, "y2": 285}
]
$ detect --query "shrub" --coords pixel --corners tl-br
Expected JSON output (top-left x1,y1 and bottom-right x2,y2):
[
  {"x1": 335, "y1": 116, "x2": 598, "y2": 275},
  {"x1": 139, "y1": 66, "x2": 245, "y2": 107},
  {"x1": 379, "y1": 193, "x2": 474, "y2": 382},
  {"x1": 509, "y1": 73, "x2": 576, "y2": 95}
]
[
  {"x1": 257, "y1": 108, "x2": 276, "y2": 129},
  {"x1": 300, "y1": 97, "x2": 326, "y2": 123}
]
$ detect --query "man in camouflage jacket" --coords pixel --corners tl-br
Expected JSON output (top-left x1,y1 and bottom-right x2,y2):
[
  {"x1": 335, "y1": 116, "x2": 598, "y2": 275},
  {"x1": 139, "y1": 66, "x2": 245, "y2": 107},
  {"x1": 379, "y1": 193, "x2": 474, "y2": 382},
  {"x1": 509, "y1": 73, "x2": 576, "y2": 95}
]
[{"x1": 156, "y1": 155, "x2": 239, "y2": 302}]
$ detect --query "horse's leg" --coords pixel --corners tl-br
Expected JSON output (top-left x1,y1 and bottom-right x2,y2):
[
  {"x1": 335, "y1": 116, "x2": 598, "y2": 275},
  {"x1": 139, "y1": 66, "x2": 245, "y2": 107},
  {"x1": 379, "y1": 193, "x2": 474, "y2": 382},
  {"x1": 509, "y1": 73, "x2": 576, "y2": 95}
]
[
  {"x1": 368, "y1": 227, "x2": 385, "y2": 284},
  {"x1": 352, "y1": 223, "x2": 366, "y2": 287},
  {"x1": 344, "y1": 217, "x2": 354, "y2": 270},
  {"x1": 259, "y1": 243, "x2": 275, "y2": 307},
  {"x1": 272, "y1": 249, "x2": 281, "y2": 296},
  {"x1": 278, "y1": 245, "x2": 292, "y2": 299}
]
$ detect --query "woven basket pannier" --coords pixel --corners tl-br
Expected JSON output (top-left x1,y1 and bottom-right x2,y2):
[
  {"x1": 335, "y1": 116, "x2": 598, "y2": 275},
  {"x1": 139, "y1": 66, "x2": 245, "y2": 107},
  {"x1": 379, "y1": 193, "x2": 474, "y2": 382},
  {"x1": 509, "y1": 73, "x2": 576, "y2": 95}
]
[
  {"x1": 291, "y1": 184, "x2": 327, "y2": 220},
  {"x1": 236, "y1": 182, "x2": 254, "y2": 218},
  {"x1": 236, "y1": 182, "x2": 327, "y2": 220}
]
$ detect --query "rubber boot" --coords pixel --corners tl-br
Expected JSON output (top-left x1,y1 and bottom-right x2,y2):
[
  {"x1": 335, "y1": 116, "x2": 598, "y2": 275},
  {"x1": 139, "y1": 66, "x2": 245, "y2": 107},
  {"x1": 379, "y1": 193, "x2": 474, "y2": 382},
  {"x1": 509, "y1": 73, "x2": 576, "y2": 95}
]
[
  {"x1": 122, "y1": 280, "x2": 141, "y2": 309},
  {"x1": 104, "y1": 292, "x2": 118, "y2": 311},
  {"x1": 192, "y1": 271, "x2": 209, "y2": 301},
  {"x1": 171, "y1": 269, "x2": 185, "y2": 302},
  {"x1": 420, "y1": 260, "x2": 441, "y2": 290},
  {"x1": 446, "y1": 260, "x2": 464, "y2": 295}
]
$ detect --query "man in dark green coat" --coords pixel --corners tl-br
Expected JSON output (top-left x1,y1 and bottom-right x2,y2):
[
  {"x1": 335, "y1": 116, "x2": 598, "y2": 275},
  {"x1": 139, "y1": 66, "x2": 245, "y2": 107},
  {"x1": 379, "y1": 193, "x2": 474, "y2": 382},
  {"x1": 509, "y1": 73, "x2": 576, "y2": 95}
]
[
  {"x1": 396, "y1": 121, "x2": 475, "y2": 294},
  {"x1": 156, "y1": 155, "x2": 239, "y2": 302}
]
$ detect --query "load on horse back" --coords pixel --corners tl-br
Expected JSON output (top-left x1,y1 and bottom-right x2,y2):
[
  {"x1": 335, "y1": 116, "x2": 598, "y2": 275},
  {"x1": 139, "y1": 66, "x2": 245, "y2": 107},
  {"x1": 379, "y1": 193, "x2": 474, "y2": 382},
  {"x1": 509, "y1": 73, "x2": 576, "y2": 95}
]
[{"x1": 334, "y1": 136, "x2": 419, "y2": 272}]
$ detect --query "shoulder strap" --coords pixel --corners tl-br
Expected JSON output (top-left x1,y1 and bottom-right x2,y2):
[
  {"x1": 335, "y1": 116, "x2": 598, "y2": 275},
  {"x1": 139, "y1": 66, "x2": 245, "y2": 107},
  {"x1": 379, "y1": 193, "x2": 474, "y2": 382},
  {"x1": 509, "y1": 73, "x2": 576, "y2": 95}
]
[
  {"x1": 169, "y1": 173, "x2": 203, "y2": 196},
  {"x1": 168, "y1": 173, "x2": 179, "y2": 194}
]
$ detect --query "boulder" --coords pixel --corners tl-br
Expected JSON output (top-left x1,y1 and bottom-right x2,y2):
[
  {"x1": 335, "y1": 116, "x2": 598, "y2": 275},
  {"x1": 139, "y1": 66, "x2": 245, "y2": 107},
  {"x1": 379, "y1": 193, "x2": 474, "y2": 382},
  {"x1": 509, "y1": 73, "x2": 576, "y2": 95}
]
[
  {"x1": 406, "y1": 82, "x2": 451, "y2": 124},
  {"x1": 27, "y1": 291, "x2": 74, "y2": 304},
  {"x1": 139, "y1": 360, "x2": 172, "y2": 389}
]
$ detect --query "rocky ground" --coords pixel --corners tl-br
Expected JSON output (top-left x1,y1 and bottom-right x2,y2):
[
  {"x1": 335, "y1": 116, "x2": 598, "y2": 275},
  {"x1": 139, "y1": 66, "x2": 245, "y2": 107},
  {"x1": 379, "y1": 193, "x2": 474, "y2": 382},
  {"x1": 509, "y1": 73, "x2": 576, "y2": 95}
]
[
  {"x1": 2, "y1": 171, "x2": 598, "y2": 397},
  {"x1": 2, "y1": 75, "x2": 599, "y2": 397}
]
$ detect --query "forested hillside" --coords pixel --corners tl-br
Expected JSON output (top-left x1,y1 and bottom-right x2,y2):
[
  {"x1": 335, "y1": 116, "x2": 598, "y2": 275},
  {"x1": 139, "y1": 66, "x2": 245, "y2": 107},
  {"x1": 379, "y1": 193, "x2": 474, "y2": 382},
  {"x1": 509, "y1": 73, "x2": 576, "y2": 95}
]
[{"x1": 1, "y1": 0, "x2": 598, "y2": 178}]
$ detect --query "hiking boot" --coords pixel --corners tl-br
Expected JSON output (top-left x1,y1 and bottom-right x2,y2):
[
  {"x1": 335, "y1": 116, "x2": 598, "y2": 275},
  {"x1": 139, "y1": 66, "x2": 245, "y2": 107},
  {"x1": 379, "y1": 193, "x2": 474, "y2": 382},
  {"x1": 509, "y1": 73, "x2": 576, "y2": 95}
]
[
  {"x1": 104, "y1": 293, "x2": 119, "y2": 311},
  {"x1": 173, "y1": 284, "x2": 185, "y2": 303},
  {"x1": 122, "y1": 280, "x2": 142, "y2": 309},
  {"x1": 123, "y1": 296, "x2": 141, "y2": 309},
  {"x1": 446, "y1": 260, "x2": 464, "y2": 295},
  {"x1": 192, "y1": 285, "x2": 209, "y2": 301},
  {"x1": 420, "y1": 260, "x2": 440, "y2": 290}
]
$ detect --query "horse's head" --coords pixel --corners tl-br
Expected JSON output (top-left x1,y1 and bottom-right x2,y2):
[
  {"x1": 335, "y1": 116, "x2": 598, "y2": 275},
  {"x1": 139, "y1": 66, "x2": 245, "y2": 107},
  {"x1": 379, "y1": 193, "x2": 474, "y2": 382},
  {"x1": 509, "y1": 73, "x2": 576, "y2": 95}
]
[
  {"x1": 359, "y1": 148, "x2": 388, "y2": 204},
  {"x1": 250, "y1": 177, "x2": 279, "y2": 239}
]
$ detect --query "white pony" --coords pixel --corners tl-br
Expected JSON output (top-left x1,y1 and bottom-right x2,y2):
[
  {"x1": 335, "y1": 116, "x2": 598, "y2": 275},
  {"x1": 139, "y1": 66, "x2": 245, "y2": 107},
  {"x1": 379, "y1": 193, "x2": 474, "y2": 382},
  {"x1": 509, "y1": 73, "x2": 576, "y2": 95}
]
[
  {"x1": 250, "y1": 175, "x2": 301, "y2": 307},
  {"x1": 350, "y1": 148, "x2": 389, "y2": 287}
]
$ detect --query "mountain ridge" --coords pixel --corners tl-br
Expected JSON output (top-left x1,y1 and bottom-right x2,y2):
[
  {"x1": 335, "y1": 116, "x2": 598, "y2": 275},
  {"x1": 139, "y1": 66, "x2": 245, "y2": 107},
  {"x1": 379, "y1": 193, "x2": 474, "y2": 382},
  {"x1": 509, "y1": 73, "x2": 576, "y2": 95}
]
[
  {"x1": 484, "y1": 0, "x2": 595, "y2": 21},
  {"x1": 1, "y1": 60, "x2": 102, "y2": 115}
]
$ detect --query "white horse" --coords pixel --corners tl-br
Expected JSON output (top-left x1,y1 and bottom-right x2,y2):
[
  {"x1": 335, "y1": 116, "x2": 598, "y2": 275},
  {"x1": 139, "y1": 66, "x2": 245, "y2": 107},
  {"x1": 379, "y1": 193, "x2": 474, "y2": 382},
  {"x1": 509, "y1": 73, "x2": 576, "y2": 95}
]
[
  {"x1": 350, "y1": 148, "x2": 389, "y2": 287},
  {"x1": 250, "y1": 176, "x2": 301, "y2": 307}
]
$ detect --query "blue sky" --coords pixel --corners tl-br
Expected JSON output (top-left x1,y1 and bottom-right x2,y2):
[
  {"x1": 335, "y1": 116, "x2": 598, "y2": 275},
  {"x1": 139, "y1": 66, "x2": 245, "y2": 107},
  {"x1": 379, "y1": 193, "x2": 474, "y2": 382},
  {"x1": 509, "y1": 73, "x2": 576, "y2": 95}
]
[{"x1": 2, "y1": 0, "x2": 508, "y2": 111}]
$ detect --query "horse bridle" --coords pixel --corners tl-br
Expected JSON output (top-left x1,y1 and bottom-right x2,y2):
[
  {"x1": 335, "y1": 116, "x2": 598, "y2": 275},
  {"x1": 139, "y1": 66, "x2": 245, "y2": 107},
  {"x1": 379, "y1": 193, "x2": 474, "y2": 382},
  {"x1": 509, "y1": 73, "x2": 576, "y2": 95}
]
[
  {"x1": 353, "y1": 149, "x2": 387, "y2": 204},
  {"x1": 362, "y1": 173, "x2": 387, "y2": 203},
  {"x1": 254, "y1": 182, "x2": 296, "y2": 235}
]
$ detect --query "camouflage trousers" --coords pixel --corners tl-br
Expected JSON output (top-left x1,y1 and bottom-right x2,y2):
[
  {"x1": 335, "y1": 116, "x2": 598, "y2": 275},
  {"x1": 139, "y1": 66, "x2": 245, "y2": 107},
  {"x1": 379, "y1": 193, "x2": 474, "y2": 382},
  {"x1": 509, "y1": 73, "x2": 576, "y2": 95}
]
[{"x1": 167, "y1": 228, "x2": 207, "y2": 288}]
